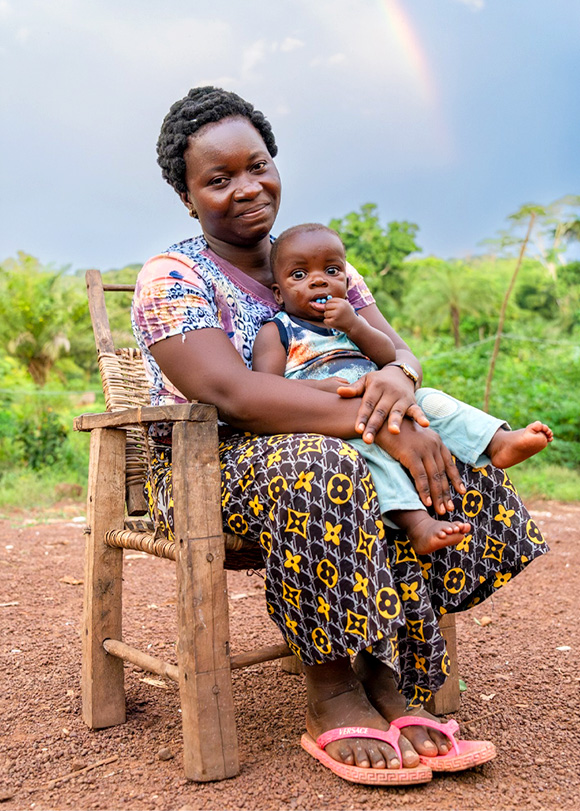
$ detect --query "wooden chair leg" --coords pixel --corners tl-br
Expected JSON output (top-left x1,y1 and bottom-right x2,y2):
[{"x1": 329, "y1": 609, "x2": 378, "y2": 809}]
[
  {"x1": 427, "y1": 613, "x2": 461, "y2": 716},
  {"x1": 82, "y1": 428, "x2": 127, "y2": 729},
  {"x1": 280, "y1": 655, "x2": 303, "y2": 675},
  {"x1": 172, "y1": 419, "x2": 239, "y2": 782}
]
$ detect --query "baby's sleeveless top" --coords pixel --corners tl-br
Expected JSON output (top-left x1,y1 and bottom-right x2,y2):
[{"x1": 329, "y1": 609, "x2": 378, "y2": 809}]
[{"x1": 273, "y1": 311, "x2": 377, "y2": 384}]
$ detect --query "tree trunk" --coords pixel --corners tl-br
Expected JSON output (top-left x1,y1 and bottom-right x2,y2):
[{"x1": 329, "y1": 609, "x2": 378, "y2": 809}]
[
  {"x1": 27, "y1": 357, "x2": 50, "y2": 387},
  {"x1": 450, "y1": 305, "x2": 461, "y2": 348},
  {"x1": 483, "y1": 212, "x2": 536, "y2": 412}
]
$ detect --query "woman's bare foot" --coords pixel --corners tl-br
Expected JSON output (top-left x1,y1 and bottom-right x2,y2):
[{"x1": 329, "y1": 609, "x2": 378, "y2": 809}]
[
  {"x1": 352, "y1": 650, "x2": 452, "y2": 763},
  {"x1": 389, "y1": 509, "x2": 471, "y2": 555},
  {"x1": 305, "y1": 657, "x2": 406, "y2": 770},
  {"x1": 487, "y1": 421, "x2": 553, "y2": 469}
]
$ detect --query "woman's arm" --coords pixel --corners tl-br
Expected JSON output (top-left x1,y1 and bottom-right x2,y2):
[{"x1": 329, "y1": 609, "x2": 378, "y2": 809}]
[
  {"x1": 150, "y1": 327, "x2": 463, "y2": 512},
  {"x1": 151, "y1": 327, "x2": 361, "y2": 435}
]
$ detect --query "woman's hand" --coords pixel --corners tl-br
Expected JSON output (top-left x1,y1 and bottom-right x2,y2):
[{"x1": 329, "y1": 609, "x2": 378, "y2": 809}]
[
  {"x1": 375, "y1": 419, "x2": 466, "y2": 515},
  {"x1": 337, "y1": 366, "x2": 429, "y2": 442}
]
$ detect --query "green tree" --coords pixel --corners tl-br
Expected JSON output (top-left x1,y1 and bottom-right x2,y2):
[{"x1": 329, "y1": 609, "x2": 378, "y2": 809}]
[
  {"x1": 484, "y1": 204, "x2": 540, "y2": 411},
  {"x1": 556, "y1": 261, "x2": 580, "y2": 333},
  {"x1": 481, "y1": 195, "x2": 580, "y2": 280},
  {"x1": 329, "y1": 203, "x2": 421, "y2": 315},
  {"x1": 0, "y1": 253, "x2": 90, "y2": 386},
  {"x1": 402, "y1": 258, "x2": 498, "y2": 347}
]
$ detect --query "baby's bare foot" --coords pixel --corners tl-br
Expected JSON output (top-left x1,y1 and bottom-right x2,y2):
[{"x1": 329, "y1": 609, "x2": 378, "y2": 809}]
[
  {"x1": 390, "y1": 510, "x2": 471, "y2": 555},
  {"x1": 487, "y1": 421, "x2": 553, "y2": 469}
]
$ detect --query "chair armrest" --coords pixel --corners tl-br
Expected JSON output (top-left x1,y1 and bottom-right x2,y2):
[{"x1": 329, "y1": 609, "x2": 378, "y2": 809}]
[{"x1": 74, "y1": 403, "x2": 217, "y2": 432}]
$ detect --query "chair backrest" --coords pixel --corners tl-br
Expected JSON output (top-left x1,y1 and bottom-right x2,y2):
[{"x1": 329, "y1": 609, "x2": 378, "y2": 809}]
[{"x1": 86, "y1": 269, "x2": 150, "y2": 515}]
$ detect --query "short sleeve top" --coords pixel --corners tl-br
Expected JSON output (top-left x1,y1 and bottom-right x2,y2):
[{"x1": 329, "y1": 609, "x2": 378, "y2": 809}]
[{"x1": 131, "y1": 235, "x2": 375, "y2": 409}]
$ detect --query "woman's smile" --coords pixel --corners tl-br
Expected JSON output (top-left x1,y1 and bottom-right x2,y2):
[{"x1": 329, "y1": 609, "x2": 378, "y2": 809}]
[
  {"x1": 182, "y1": 116, "x2": 281, "y2": 248},
  {"x1": 236, "y1": 202, "x2": 270, "y2": 220}
]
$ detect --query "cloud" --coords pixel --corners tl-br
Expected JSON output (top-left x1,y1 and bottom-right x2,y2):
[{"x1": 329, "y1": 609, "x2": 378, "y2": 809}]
[
  {"x1": 309, "y1": 52, "x2": 346, "y2": 68},
  {"x1": 280, "y1": 36, "x2": 305, "y2": 52},
  {"x1": 241, "y1": 39, "x2": 268, "y2": 77},
  {"x1": 452, "y1": 0, "x2": 485, "y2": 10}
]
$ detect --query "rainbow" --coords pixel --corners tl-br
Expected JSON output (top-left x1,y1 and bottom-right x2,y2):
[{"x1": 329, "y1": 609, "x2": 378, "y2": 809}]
[{"x1": 378, "y1": 0, "x2": 438, "y2": 107}]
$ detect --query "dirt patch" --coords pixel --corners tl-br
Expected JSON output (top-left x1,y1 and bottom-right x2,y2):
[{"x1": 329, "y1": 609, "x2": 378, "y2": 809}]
[{"x1": 1, "y1": 500, "x2": 578, "y2": 811}]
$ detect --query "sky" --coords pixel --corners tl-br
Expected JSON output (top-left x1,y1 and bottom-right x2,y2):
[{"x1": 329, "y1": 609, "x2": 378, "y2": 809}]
[{"x1": 1, "y1": 0, "x2": 580, "y2": 272}]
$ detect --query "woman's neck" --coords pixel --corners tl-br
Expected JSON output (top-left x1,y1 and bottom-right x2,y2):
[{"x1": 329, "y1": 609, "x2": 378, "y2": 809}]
[{"x1": 204, "y1": 234, "x2": 274, "y2": 287}]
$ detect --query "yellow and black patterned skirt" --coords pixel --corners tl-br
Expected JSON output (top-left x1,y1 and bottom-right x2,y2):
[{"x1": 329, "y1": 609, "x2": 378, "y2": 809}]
[{"x1": 146, "y1": 431, "x2": 548, "y2": 707}]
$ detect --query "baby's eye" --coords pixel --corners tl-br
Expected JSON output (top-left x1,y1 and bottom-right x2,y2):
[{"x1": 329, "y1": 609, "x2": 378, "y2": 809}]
[
  {"x1": 291, "y1": 270, "x2": 306, "y2": 280},
  {"x1": 326, "y1": 266, "x2": 341, "y2": 275}
]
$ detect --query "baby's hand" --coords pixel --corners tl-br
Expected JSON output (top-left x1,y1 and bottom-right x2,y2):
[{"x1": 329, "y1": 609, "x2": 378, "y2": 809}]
[{"x1": 323, "y1": 297, "x2": 357, "y2": 333}]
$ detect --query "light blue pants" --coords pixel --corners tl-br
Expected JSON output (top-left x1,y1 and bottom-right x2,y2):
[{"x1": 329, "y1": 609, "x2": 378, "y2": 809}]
[{"x1": 349, "y1": 387, "x2": 508, "y2": 518}]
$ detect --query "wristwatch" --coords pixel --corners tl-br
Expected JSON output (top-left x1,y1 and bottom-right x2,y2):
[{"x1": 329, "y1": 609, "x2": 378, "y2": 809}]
[{"x1": 390, "y1": 362, "x2": 419, "y2": 388}]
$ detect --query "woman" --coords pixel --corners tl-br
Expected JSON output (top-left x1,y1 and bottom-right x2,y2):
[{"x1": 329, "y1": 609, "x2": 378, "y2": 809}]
[{"x1": 132, "y1": 86, "x2": 548, "y2": 785}]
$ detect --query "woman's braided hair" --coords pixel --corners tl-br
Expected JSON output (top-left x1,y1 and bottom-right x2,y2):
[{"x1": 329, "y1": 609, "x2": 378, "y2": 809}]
[{"x1": 157, "y1": 86, "x2": 278, "y2": 197}]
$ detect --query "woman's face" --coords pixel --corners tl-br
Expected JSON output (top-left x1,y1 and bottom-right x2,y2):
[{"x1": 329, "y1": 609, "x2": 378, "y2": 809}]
[{"x1": 182, "y1": 116, "x2": 281, "y2": 247}]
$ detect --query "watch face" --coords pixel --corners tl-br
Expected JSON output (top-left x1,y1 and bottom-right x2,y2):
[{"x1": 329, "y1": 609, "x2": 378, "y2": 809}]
[{"x1": 400, "y1": 363, "x2": 419, "y2": 383}]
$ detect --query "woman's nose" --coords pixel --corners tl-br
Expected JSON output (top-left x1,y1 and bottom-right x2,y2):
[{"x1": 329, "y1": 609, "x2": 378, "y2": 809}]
[{"x1": 233, "y1": 176, "x2": 261, "y2": 200}]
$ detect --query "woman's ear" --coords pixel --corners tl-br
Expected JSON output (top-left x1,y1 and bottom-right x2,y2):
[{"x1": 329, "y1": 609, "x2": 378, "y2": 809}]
[{"x1": 179, "y1": 192, "x2": 198, "y2": 219}]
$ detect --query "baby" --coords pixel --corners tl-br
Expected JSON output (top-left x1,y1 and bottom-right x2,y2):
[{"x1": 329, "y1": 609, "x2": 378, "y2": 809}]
[{"x1": 252, "y1": 223, "x2": 553, "y2": 555}]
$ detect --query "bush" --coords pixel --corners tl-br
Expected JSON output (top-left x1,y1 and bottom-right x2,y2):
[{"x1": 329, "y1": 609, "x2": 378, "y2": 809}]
[{"x1": 15, "y1": 408, "x2": 68, "y2": 470}]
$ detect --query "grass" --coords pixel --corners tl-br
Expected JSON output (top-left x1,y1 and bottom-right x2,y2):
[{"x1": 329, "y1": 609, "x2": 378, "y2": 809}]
[
  {"x1": 508, "y1": 460, "x2": 580, "y2": 503},
  {"x1": 0, "y1": 465, "x2": 86, "y2": 518}
]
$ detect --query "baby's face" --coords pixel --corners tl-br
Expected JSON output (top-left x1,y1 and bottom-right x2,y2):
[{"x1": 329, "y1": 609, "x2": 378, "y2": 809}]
[{"x1": 272, "y1": 229, "x2": 348, "y2": 321}]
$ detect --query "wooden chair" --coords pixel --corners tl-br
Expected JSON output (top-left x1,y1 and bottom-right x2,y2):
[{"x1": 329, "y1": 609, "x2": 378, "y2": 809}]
[{"x1": 75, "y1": 269, "x2": 459, "y2": 783}]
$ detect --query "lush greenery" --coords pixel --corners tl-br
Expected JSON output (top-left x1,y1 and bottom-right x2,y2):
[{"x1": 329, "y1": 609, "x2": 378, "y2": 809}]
[{"x1": 1, "y1": 197, "x2": 579, "y2": 512}]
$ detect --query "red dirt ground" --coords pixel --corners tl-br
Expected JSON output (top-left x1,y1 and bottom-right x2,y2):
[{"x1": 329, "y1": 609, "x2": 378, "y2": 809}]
[{"x1": 1, "y1": 500, "x2": 578, "y2": 811}]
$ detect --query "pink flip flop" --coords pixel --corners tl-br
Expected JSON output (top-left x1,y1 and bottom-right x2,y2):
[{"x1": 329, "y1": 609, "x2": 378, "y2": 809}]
[
  {"x1": 300, "y1": 726, "x2": 433, "y2": 786},
  {"x1": 391, "y1": 716, "x2": 497, "y2": 772}
]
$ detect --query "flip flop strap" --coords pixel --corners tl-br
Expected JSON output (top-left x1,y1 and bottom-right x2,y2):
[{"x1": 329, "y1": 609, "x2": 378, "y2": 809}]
[
  {"x1": 316, "y1": 726, "x2": 402, "y2": 764},
  {"x1": 391, "y1": 716, "x2": 460, "y2": 756}
]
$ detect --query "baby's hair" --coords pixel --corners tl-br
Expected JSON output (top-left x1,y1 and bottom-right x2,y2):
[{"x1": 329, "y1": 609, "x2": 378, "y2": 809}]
[
  {"x1": 157, "y1": 86, "x2": 278, "y2": 197},
  {"x1": 270, "y1": 223, "x2": 343, "y2": 275}
]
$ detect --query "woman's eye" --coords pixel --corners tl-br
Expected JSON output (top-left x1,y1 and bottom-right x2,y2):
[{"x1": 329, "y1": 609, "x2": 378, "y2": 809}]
[
  {"x1": 209, "y1": 176, "x2": 228, "y2": 187},
  {"x1": 252, "y1": 160, "x2": 267, "y2": 172}
]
